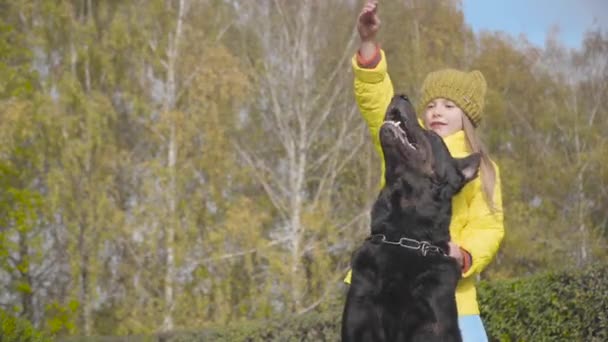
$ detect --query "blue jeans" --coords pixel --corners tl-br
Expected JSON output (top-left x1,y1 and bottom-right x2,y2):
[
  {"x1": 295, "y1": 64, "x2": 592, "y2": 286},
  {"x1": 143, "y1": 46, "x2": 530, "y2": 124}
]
[{"x1": 459, "y1": 315, "x2": 488, "y2": 342}]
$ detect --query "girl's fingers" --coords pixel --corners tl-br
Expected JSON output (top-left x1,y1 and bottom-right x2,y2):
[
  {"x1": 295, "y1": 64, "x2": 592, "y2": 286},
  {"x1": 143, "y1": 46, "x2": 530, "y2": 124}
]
[
  {"x1": 364, "y1": 2, "x2": 377, "y2": 15},
  {"x1": 360, "y1": 9, "x2": 372, "y2": 19},
  {"x1": 369, "y1": 1, "x2": 378, "y2": 12},
  {"x1": 363, "y1": 5, "x2": 376, "y2": 15},
  {"x1": 359, "y1": 1, "x2": 378, "y2": 22}
]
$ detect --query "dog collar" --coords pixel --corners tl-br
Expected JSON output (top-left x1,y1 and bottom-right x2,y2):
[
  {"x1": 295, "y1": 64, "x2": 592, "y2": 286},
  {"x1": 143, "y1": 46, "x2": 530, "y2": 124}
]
[{"x1": 366, "y1": 234, "x2": 447, "y2": 257}]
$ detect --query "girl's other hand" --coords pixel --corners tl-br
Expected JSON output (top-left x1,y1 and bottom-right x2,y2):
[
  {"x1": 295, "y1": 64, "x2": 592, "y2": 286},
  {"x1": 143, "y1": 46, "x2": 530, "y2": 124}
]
[{"x1": 448, "y1": 241, "x2": 464, "y2": 268}]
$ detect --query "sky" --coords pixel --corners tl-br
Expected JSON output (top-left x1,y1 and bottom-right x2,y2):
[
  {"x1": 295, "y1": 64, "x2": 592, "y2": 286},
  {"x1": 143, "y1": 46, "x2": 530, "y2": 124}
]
[{"x1": 462, "y1": 0, "x2": 608, "y2": 49}]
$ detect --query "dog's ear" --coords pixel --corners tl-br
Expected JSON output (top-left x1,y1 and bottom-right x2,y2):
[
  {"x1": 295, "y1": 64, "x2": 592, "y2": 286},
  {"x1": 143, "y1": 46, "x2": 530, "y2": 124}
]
[{"x1": 454, "y1": 153, "x2": 481, "y2": 182}]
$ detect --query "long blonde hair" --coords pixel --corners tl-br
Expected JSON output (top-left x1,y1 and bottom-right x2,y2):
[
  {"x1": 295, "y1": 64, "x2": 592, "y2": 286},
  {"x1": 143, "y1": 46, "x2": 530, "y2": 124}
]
[{"x1": 462, "y1": 115, "x2": 497, "y2": 211}]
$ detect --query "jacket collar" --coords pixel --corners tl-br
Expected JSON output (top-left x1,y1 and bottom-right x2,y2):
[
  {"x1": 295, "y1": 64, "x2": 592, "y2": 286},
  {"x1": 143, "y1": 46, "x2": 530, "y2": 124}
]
[{"x1": 442, "y1": 130, "x2": 470, "y2": 157}]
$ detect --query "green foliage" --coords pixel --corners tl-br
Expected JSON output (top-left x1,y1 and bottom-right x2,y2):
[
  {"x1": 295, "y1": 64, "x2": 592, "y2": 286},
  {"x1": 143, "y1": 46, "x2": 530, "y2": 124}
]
[
  {"x1": 59, "y1": 336, "x2": 155, "y2": 342},
  {"x1": 66, "y1": 310, "x2": 341, "y2": 342},
  {"x1": 0, "y1": 0, "x2": 607, "y2": 336},
  {"x1": 45, "y1": 300, "x2": 78, "y2": 335},
  {"x1": 0, "y1": 21, "x2": 37, "y2": 98},
  {"x1": 380, "y1": 0, "x2": 474, "y2": 97},
  {"x1": 152, "y1": 266, "x2": 605, "y2": 341},
  {"x1": 479, "y1": 265, "x2": 608, "y2": 341},
  {"x1": 0, "y1": 308, "x2": 52, "y2": 342},
  {"x1": 180, "y1": 311, "x2": 340, "y2": 342}
]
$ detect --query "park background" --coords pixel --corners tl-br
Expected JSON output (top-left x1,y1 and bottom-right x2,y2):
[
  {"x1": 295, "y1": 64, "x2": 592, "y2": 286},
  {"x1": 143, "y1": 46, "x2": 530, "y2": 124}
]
[{"x1": 0, "y1": 0, "x2": 607, "y2": 340}]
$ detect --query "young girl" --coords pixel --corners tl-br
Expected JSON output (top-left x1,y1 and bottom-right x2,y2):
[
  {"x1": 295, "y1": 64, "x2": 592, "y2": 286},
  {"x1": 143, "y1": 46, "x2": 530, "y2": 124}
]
[{"x1": 346, "y1": 1, "x2": 504, "y2": 341}]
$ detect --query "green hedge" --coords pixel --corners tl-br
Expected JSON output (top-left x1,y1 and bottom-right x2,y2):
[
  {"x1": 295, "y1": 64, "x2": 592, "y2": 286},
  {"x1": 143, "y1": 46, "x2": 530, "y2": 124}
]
[
  {"x1": 59, "y1": 265, "x2": 608, "y2": 341},
  {"x1": 187, "y1": 265, "x2": 607, "y2": 342},
  {"x1": 0, "y1": 309, "x2": 52, "y2": 342},
  {"x1": 57, "y1": 311, "x2": 341, "y2": 342},
  {"x1": 479, "y1": 265, "x2": 608, "y2": 341}
]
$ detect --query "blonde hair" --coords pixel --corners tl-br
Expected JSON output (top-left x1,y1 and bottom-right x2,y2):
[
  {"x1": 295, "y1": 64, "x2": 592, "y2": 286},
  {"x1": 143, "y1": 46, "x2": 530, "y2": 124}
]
[{"x1": 462, "y1": 115, "x2": 497, "y2": 211}]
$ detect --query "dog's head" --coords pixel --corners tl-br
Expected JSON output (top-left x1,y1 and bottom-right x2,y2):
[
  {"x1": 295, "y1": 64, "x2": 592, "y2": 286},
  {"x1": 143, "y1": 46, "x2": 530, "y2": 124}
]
[{"x1": 373, "y1": 94, "x2": 480, "y2": 240}]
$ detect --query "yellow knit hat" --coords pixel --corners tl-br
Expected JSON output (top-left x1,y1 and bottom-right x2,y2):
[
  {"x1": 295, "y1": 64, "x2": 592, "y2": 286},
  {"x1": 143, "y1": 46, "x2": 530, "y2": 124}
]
[{"x1": 418, "y1": 68, "x2": 487, "y2": 126}]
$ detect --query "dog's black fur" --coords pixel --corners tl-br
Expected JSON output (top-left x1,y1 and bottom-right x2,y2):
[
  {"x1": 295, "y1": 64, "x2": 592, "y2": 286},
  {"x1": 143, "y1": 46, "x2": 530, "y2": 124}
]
[{"x1": 342, "y1": 95, "x2": 481, "y2": 342}]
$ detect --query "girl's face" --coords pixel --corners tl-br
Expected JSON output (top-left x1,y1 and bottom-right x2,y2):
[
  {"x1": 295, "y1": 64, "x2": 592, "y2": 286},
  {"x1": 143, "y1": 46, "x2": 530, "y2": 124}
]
[{"x1": 423, "y1": 98, "x2": 464, "y2": 137}]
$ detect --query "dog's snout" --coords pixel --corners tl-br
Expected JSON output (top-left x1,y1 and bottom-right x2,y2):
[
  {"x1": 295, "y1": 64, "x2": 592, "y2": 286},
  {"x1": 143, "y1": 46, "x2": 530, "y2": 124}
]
[
  {"x1": 390, "y1": 107, "x2": 402, "y2": 120},
  {"x1": 386, "y1": 94, "x2": 418, "y2": 125}
]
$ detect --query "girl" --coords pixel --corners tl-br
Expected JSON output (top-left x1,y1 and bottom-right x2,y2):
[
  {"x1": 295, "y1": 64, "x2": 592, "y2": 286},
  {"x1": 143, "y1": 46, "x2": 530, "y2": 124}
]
[{"x1": 346, "y1": 1, "x2": 504, "y2": 341}]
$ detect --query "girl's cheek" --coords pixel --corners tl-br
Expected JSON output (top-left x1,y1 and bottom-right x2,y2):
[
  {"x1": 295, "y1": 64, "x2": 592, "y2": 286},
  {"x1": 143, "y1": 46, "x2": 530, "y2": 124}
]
[{"x1": 423, "y1": 111, "x2": 431, "y2": 127}]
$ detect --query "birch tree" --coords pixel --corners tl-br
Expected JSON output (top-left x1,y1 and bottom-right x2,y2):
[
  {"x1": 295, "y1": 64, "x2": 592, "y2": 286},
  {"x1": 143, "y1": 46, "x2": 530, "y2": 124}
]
[
  {"x1": 0, "y1": 3, "x2": 73, "y2": 330},
  {"x1": 159, "y1": 0, "x2": 186, "y2": 331},
  {"x1": 541, "y1": 31, "x2": 608, "y2": 266},
  {"x1": 471, "y1": 30, "x2": 608, "y2": 277},
  {"x1": 117, "y1": 0, "x2": 256, "y2": 331},
  {"x1": 234, "y1": 0, "x2": 373, "y2": 314}
]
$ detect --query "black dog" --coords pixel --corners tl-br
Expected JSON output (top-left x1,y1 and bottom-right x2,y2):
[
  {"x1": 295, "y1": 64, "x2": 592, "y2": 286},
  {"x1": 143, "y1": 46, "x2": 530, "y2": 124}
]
[{"x1": 342, "y1": 95, "x2": 480, "y2": 342}]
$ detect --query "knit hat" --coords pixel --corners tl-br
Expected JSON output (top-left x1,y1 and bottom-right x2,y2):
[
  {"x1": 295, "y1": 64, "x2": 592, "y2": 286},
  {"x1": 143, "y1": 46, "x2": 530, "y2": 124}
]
[{"x1": 418, "y1": 68, "x2": 487, "y2": 126}]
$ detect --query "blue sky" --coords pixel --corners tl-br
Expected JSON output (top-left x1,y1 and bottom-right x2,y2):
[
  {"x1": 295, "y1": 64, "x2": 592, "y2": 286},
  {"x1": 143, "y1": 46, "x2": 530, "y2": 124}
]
[{"x1": 462, "y1": 0, "x2": 607, "y2": 49}]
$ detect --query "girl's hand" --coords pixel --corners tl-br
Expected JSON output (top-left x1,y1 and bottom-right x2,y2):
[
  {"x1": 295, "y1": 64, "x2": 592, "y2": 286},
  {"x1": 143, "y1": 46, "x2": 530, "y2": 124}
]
[
  {"x1": 448, "y1": 241, "x2": 464, "y2": 268},
  {"x1": 357, "y1": 0, "x2": 380, "y2": 42}
]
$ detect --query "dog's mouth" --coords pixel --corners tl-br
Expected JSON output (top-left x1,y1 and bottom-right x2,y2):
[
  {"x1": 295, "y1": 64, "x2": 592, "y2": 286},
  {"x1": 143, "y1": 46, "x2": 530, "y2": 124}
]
[
  {"x1": 379, "y1": 95, "x2": 434, "y2": 180},
  {"x1": 380, "y1": 95, "x2": 423, "y2": 153},
  {"x1": 382, "y1": 119, "x2": 418, "y2": 151}
]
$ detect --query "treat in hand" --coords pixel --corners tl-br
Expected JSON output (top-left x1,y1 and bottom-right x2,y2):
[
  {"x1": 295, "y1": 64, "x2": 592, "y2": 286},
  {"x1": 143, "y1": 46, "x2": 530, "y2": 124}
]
[{"x1": 357, "y1": 0, "x2": 380, "y2": 42}]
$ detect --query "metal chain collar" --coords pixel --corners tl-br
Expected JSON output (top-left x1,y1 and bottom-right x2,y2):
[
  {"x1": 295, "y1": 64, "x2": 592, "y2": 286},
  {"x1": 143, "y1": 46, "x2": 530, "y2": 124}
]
[{"x1": 366, "y1": 234, "x2": 447, "y2": 257}]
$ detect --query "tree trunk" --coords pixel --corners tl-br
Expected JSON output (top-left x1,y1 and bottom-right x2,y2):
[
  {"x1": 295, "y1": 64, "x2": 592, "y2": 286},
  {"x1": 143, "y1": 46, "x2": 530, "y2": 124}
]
[
  {"x1": 162, "y1": 0, "x2": 186, "y2": 331},
  {"x1": 78, "y1": 222, "x2": 91, "y2": 335},
  {"x1": 18, "y1": 230, "x2": 34, "y2": 323}
]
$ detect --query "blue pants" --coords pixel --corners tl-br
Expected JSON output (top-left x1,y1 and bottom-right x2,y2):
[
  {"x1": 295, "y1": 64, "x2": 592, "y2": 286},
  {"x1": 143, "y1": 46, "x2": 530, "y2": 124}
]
[{"x1": 459, "y1": 315, "x2": 488, "y2": 342}]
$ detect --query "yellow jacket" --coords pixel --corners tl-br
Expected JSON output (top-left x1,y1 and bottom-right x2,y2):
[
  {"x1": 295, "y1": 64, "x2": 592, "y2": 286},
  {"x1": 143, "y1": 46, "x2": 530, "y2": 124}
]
[{"x1": 346, "y1": 50, "x2": 504, "y2": 316}]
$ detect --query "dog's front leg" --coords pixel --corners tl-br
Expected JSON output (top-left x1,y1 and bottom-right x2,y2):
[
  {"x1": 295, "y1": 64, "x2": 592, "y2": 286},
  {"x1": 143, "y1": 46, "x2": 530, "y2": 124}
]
[{"x1": 342, "y1": 292, "x2": 386, "y2": 342}]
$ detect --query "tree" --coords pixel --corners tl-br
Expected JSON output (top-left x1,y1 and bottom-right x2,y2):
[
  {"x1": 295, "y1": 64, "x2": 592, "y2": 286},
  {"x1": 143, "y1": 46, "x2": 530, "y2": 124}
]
[
  {"x1": 229, "y1": 0, "x2": 374, "y2": 315},
  {"x1": 0, "y1": 6, "x2": 57, "y2": 328}
]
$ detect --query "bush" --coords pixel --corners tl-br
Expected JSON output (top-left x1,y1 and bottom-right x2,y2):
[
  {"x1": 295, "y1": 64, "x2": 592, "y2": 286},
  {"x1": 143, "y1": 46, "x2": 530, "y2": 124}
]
[
  {"x1": 479, "y1": 265, "x2": 608, "y2": 342},
  {"x1": 59, "y1": 336, "x2": 154, "y2": 342},
  {"x1": 0, "y1": 309, "x2": 53, "y2": 342},
  {"x1": 59, "y1": 265, "x2": 608, "y2": 341},
  {"x1": 186, "y1": 265, "x2": 607, "y2": 342},
  {"x1": 161, "y1": 309, "x2": 341, "y2": 342}
]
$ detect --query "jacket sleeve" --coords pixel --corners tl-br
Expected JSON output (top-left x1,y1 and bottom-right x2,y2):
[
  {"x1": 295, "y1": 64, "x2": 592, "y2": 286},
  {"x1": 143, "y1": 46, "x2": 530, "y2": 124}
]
[
  {"x1": 352, "y1": 49, "x2": 394, "y2": 184},
  {"x1": 459, "y1": 162, "x2": 505, "y2": 278},
  {"x1": 344, "y1": 50, "x2": 395, "y2": 285}
]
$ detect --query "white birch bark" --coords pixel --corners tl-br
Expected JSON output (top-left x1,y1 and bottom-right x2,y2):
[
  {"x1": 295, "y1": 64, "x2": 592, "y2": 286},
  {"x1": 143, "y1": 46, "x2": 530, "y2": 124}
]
[
  {"x1": 161, "y1": 0, "x2": 187, "y2": 331},
  {"x1": 235, "y1": 0, "x2": 367, "y2": 313}
]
